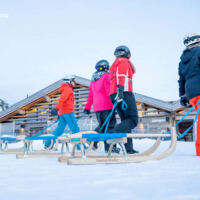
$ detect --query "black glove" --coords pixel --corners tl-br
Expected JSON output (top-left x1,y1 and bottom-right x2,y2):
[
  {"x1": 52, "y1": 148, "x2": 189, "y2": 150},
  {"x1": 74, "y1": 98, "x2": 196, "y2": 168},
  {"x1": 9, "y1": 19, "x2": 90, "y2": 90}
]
[
  {"x1": 84, "y1": 109, "x2": 90, "y2": 115},
  {"x1": 180, "y1": 95, "x2": 189, "y2": 108},
  {"x1": 50, "y1": 108, "x2": 58, "y2": 116},
  {"x1": 115, "y1": 85, "x2": 124, "y2": 103}
]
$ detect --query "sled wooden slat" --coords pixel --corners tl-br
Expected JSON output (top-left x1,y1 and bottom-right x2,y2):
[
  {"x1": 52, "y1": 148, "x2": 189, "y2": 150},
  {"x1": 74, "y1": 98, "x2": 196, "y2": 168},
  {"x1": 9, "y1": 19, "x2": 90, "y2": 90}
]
[
  {"x1": 0, "y1": 147, "x2": 24, "y2": 154},
  {"x1": 127, "y1": 133, "x2": 171, "y2": 138},
  {"x1": 64, "y1": 133, "x2": 171, "y2": 140},
  {"x1": 16, "y1": 152, "x2": 64, "y2": 159}
]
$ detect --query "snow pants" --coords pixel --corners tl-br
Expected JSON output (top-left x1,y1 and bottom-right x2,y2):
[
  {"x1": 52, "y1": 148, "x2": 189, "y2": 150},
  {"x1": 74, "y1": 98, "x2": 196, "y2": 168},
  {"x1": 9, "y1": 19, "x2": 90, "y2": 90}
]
[
  {"x1": 45, "y1": 112, "x2": 80, "y2": 148},
  {"x1": 110, "y1": 92, "x2": 138, "y2": 151},
  {"x1": 190, "y1": 95, "x2": 200, "y2": 156},
  {"x1": 95, "y1": 110, "x2": 117, "y2": 151}
]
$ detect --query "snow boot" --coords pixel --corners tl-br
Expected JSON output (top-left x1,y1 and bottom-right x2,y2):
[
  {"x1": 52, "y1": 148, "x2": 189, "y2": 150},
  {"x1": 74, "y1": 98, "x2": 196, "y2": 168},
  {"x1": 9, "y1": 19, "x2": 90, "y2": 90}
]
[
  {"x1": 105, "y1": 145, "x2": 120, "y2": 154},
  {"x1": 127, "y1": 149, "x2": 139, "y2": 154},
  {"x1": 112, "y1": 146, "x2": 120, "y2": 154}
]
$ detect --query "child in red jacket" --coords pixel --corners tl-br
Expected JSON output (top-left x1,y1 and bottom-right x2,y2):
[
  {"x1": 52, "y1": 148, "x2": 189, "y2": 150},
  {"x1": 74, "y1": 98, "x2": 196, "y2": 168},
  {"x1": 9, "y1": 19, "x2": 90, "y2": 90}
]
[
  {"x1": 109, "y1": 45, "x2": 139, "y2": 154},
  {"x1": 45, "y1": 75, "x2": 80, "y2": 148}
]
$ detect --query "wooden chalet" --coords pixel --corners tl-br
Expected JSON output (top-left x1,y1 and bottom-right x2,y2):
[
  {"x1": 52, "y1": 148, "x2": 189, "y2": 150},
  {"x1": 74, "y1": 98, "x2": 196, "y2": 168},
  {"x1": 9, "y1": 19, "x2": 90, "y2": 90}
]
[{"x1": 0, "y1": 75, "x2": 196, "y2": 141}]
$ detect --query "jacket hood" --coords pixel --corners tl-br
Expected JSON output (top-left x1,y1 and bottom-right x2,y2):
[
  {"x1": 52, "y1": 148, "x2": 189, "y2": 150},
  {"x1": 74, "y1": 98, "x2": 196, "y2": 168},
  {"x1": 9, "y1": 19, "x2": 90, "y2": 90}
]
[
  {"x1": 59, "y1": 83, "x2": 73, "y2": 92},
  {"x1": 91, "y1": 71, "x2": 107, "y2": 81},
  {"x1": 180, "y1": 48, "x2": 195, "y2": 64}
]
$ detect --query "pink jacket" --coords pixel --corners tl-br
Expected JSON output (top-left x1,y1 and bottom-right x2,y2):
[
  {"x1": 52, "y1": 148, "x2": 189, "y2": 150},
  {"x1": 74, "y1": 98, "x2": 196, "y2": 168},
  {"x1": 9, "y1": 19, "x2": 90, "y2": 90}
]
[{"x1": 85, "y1": 73, "x2": 113, "y2": 112}]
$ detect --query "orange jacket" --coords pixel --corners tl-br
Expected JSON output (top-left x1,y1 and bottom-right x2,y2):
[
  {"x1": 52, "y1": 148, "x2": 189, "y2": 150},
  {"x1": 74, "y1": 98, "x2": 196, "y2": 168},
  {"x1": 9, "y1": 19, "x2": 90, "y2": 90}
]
[{"x1": 55, "y1": 83, "x2": 75, "y2": 115}]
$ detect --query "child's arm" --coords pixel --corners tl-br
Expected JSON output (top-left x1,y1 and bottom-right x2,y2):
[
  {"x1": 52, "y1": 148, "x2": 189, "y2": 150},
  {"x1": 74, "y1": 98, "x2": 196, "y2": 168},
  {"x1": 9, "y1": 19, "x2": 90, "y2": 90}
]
[
  {"x1": 84, "y1": 83, "x2": 93, "y2": 111},
  {"x1": 55, "y1": 87, "x2": 70, "y2": 110},
  {"x1": 104, "y1": 73, "x2": 111, "y2": 97},
  {"x1": 178, "y1": 65, "x2": 186, "y2": 97}
]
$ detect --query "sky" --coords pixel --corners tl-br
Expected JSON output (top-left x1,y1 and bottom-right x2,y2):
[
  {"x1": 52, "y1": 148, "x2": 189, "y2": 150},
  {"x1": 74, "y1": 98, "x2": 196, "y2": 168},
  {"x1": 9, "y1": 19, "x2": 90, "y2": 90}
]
[{"x1": 0, "y1": 0, "x2": 200, "y2": 105}]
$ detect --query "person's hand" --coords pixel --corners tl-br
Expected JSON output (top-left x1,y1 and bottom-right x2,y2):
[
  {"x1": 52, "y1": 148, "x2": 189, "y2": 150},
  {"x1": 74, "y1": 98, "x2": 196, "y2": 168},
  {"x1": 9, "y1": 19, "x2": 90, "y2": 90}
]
[
  {"x1": 115, "y1": 85, "x2": 124, "y2": 103},
  {"x1": 83, "y1": 109, "x2": 90, "y2": 115},
  {"x1": 50, "y1": 108, "x2": 58, "y2": 116},
  {"x1": 180, "y1": 95, "x2": 189, "y2": 108}
]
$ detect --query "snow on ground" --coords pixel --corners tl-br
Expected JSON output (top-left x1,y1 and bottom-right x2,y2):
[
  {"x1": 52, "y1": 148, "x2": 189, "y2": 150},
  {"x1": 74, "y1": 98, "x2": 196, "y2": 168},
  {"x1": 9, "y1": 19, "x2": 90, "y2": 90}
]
[{"x1": 0, "y1": 139, "x2": 200, "y2": 200}]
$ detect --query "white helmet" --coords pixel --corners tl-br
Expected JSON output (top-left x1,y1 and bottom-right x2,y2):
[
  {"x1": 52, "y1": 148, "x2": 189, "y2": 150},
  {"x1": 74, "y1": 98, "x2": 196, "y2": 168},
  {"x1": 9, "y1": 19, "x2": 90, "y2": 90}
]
[
  {"x1": 63, "y1": 74, "x2": 75, "y2": 83},
  {"x1": 183, "y1": 33, "x2": 200, "y2": 47}
]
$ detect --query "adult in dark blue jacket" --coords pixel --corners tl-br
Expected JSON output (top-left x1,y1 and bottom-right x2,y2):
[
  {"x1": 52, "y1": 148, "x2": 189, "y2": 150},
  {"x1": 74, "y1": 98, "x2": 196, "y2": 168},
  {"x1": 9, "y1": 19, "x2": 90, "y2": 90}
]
[{"x1": 178, "y1": 33, "x2": 200, "y2": 156}]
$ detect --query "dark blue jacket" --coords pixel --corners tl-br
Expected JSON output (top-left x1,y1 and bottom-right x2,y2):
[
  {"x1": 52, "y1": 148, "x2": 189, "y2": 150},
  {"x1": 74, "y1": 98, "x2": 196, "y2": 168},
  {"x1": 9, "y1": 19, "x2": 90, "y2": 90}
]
[{"x1": 178, "y1": 46, "x2": 200, "y2": 100}]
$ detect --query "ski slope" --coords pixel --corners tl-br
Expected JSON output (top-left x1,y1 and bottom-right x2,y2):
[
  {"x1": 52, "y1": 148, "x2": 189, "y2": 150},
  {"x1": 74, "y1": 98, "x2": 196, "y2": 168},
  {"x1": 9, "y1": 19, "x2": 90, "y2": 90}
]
[{"x1": 0, "y1": 139, "x2": 200, "y2": 200}]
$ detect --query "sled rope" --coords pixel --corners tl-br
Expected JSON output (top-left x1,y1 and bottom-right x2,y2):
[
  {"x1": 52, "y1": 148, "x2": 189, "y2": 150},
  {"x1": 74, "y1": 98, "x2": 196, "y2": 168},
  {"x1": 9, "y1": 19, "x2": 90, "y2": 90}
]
[
  {"x1": 34, "y1": 119, "x2": 59, "y2": 137},
  {"x1": 99, "y1": 100, "x2": 128, "y2": 133},
  {"x1": 177, "y1": 106, "x2": 200, "y2": 139},
  {"x1": 165, "y1": 99, "x2": 200, "y2": 139},
  {"x1": 34, "y1": 113, "x2": 86, "y2": 137}
]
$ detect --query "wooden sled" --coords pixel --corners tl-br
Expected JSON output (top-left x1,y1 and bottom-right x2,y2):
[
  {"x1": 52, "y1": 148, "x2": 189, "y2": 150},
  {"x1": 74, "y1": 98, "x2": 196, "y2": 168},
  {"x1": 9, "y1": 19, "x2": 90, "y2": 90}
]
[
  {"x1": 0, "y1": 135, "x2": 26, "y2": 155},
  {"x1": 0, "y1": 135, "x2": 57, "y2": 157},
  {"x1": 16, "y1": 131, "x2": 99, "y2": 159},
  {"x1": 16, "y1": 135, "x2": 63, "y2": 159},
  {"x1": 58, "y1": 127, "x2": 177, "y2": 165}
]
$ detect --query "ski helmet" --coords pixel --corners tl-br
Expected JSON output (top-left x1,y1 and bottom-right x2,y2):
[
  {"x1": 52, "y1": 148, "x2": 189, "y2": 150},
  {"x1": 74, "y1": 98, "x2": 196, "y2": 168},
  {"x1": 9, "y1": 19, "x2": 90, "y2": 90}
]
[
  {"x1": 183, "y1": 33, "x2": 200, "y2": 47},
  {"x1": 95, "y1": 60, "x2": 109, "y2": 71},
  {"x1": 114, "y1": 45, "x2": 131, "y2": 58},
  {"x1": 63, "y1": 74, "x2": 75, "y2": 84}
]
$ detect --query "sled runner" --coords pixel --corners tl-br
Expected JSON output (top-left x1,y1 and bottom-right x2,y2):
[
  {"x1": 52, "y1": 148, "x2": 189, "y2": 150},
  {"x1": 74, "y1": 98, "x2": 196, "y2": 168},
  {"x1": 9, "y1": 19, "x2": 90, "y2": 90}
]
[{"x1": 58, "y1": 126, "x2": 177, "y2": 165}]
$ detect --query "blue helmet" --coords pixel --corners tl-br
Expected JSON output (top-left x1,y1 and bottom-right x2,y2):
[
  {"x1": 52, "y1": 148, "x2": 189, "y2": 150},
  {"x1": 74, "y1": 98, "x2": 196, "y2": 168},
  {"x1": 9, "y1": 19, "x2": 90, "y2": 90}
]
[
  {"x1": 114, "y1": 45, "x2": 131, "y2": 58},
  {"x1": 95, "y1": 60, "x2": 110, "y2": 71}
]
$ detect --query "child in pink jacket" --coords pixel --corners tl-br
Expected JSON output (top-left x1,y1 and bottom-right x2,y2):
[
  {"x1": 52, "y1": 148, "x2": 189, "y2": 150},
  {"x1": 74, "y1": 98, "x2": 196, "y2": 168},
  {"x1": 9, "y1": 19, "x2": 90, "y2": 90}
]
[{"x1": 84, "y1": 60, "x2": 119, "y2": 153}]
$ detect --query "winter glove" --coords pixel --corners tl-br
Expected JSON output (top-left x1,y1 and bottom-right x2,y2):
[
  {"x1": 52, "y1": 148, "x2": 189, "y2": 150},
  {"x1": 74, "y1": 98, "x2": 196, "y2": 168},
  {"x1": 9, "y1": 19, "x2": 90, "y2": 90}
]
[
  {"x1": 180, "y1": 95, "x2": 189, "y2": 108},
  {"x1": 83, "y1": 109, "x2": 90, "y2": 115},
  {"x1": 115, "y1": 85, "x2": 124, "y2": 103},
  {"x1": 50, "y1": 108, "x2": 58, "y2": 116}
]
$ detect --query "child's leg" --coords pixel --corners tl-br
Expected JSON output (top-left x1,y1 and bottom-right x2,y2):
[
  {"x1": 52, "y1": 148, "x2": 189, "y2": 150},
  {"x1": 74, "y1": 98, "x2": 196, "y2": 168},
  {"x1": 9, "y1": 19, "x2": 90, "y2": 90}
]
[
  {"x1": 45, "y1": 116, "x2": 67, "y2": 148},
  {"x1": 63, "y1": 112, "x2": 80, "y2": 133},
  {"x1": 195, "y1": 100, "x2": 200, "y2": 156},
  {"x1": 190, "y1": 96, "x2": 200, "y2": 156},
  {"x1": 62, "y1": 113, "x2": 81, "y2": 150},
  {"x1": 196, "y1": 110, "x2": 200, "y2": 156}
]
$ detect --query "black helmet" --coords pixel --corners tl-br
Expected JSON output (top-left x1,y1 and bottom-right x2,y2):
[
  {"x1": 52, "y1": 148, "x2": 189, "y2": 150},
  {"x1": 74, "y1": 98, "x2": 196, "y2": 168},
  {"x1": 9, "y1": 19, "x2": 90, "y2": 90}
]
[
  {"x1": 114, "y1": 45, "x2": 131, "y2": 58},
  {"x1": 95, "y1": 60, "x2": 109, "y2": 71}
]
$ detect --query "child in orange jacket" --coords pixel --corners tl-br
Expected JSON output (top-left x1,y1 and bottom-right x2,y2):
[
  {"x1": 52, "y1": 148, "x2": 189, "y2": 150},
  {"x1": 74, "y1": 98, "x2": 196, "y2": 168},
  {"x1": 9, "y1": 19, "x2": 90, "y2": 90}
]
[{"x1": 45, "y1": 75, "x2": 80, "y2": 148}]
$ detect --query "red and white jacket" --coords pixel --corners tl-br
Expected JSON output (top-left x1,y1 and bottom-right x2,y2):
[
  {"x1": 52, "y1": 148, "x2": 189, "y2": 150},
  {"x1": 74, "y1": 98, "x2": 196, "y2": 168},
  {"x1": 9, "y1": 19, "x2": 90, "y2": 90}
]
[{"x1": 109, "y1": 57, "x2": 136, "y2": 95}]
